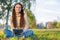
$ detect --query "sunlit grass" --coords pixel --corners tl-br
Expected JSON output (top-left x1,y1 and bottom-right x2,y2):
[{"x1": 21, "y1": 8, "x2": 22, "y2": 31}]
[{"x1": 0, "y1": 29, "x2": 60, "y2": 40}]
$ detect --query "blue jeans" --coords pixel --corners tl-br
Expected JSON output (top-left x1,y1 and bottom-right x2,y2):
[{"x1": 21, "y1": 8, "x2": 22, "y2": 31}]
[{"x1": 4, "y1": 29, "x2": 34, "y2": 38}]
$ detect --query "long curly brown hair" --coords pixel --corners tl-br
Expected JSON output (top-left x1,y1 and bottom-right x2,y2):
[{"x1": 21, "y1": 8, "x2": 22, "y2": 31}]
[{"x1": 12, "y1": 3, "x2": 25, "y2": 28}]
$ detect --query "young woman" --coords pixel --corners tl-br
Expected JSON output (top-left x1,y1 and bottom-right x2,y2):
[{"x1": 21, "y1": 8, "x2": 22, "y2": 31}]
[{"x1": 4, "y1": 3, "x2": 33, "y2": 40}]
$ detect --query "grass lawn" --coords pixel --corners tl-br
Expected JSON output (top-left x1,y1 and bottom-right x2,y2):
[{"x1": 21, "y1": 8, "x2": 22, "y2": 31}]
[{"x1": 0, "y1": 29, "x2": 60, "y2": 40}]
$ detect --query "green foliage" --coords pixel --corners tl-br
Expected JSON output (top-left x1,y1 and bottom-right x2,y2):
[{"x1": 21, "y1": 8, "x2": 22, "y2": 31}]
[
  {"x1": 57, "y1": 22, "x2": 60, "y2": 28},
  {"x1": 53, "y1": 21, "x2": 57, "y2": 28},
  {"x1": 25, "y1": 9, "x2": 36, "y2": 28}
]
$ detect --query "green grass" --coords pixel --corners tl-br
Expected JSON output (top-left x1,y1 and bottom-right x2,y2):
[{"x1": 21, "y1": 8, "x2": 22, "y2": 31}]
[{"x1": 0, "y1": 29, "x2": 60, "y2": 40}]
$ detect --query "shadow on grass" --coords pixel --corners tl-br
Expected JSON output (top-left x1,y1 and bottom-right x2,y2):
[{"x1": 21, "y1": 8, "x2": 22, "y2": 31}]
[{"x1": 25, "y1": 34, "x2": 39, "y2": 40}]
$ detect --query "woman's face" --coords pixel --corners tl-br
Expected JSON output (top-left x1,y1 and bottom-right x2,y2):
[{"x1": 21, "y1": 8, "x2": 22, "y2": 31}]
[{"x1": 15, "y1": 4, "x2": 21, "y2": 13}]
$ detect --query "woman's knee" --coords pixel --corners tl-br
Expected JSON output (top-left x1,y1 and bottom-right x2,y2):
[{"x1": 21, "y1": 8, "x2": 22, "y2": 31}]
[
  {"x1": 4, "y1": 29, "x2": 13, "y2": 36},
  {"x1": 23, "y1": 30, "x2": 34, "y2": 37},
  {"x1": 4, "y1": 29, "x2": 9, "y2": 34},
  {"x1": 28, "y1": 30, "x2": 34, "y2": 35}
]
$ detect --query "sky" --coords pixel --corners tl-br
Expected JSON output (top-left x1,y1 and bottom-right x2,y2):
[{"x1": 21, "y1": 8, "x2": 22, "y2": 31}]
[
  {"x1": 31, "y1": 0, "x2": 60, "y2": 24},
  {"x1": 0, "y1": 0, "x2": 60, "y2": 25}
]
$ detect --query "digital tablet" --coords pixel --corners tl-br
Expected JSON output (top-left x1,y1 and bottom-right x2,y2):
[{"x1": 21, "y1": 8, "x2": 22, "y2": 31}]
[{"x1": 13, "y1": 29, "x2": 23, "y2": 35}]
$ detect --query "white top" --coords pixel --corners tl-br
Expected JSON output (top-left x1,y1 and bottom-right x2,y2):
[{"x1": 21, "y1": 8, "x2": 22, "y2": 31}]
[{"x1": 10, "y1": 13, "x2": 29, "y2": 32}]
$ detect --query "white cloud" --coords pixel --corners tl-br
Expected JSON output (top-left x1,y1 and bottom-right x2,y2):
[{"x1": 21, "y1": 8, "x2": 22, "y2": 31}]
[{"x1": 31, "y1": 0, "x2": 60, "y2": 24}]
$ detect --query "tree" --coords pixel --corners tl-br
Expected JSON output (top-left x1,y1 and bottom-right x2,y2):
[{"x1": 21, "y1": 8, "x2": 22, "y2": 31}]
[
  {"x1": 0, "y1": 0, "x2": 12, "y2": 29},
  {"x1": 53, "y1": 21, "x2": 57, "y2": 28},
  {"x1": 25, "y1": 9, "x2": 36, "y2": 28},
  {"x1": 19, "y1": 0, "x2": 36, "y2": 28}
]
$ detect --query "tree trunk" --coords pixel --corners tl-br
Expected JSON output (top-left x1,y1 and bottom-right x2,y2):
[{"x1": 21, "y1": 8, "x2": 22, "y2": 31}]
[{"x1": 5, "y1": 8, "x2": 9, "y2": 29}]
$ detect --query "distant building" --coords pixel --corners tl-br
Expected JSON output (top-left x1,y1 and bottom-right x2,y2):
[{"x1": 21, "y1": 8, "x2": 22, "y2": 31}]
[
  {"x1": 37, "y1": 22, "x2": 44, "y2": 29},
  {"x1": 46, "y1": 22, "x2": 53, "y2": 29}
]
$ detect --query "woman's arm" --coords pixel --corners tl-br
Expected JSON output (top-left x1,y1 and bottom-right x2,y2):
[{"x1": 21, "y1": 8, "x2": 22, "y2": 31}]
[
  {"x1": 23, "y1": 13, "x2": 29, "y2": 32},
  {"x1": 10, "y1": 16, "x2": 15, "y2": 31}
]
